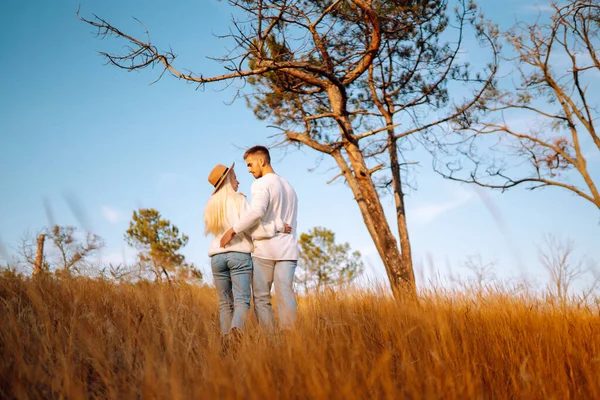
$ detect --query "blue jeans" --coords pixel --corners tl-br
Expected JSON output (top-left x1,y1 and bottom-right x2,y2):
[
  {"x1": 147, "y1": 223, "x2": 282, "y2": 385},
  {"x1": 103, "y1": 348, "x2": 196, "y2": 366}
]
[
  {"x1": 252, "y1": 257, "x2": 297, "y2": 330},
  {"x1": 211, "y1": 252, "x2": 253, "y2": 335}
]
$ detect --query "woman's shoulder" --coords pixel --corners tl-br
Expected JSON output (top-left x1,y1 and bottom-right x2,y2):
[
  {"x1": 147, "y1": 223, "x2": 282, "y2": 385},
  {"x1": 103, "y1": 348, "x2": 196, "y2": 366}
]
[{"x1": 227, "y1": 192, "x2": 247, "y2": 207}]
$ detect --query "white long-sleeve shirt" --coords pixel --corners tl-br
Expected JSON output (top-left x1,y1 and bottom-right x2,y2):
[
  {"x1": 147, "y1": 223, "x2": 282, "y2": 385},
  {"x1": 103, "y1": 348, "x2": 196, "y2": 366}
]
[
  {"x1": 233, "y1": 173, "x2": 298, "y2": 261},
  {"x1": 208, "y1": 194, "x2": 284, "y2": 257}
]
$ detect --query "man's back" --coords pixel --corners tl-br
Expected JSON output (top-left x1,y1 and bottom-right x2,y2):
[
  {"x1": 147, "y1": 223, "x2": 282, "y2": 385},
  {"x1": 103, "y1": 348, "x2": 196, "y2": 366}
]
[{"x1": 252, "y1": 173, "x2": 298, "y2": 261}]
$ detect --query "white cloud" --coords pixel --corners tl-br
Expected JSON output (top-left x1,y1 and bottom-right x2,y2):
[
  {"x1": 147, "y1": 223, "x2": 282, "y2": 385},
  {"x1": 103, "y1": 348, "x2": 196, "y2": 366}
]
[
  {"x1": 101, "y1": 205, "x2": 123, "y2": 224},
  {"x1": 410, "y1": 189, "x2": 474, "y2": 226},
  {"x1": 95, "y1": 247, "x2": 137, "y2": 266},
  {"x1": 522, "y1": 3, "x2": 554, "y2": 12},
  {"x1": 358, "y1": 244, "x2": 378, "y2": 258}
]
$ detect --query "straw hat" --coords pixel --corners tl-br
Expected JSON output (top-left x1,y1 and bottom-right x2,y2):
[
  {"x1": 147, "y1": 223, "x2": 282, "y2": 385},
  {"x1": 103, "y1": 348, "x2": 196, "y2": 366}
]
[{"x1": 208, "y1": 162, "x2": 235, "y2": 194}]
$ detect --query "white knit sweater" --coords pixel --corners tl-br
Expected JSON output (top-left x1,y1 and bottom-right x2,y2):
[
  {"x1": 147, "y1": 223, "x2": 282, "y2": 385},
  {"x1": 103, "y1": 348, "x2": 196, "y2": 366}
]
[
  {"x1": 233, "y1": 173, "x2": 298, "y2": 261},
  {"x1": 207, "y1": 193, "x2": 284, "y2": 257}
]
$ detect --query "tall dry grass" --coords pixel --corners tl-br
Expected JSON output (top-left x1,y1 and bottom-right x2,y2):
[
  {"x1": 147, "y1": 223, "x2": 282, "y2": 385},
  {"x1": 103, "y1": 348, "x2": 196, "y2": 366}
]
[{"x1": 1, "y1": 272, "x2": 599, "y2": 399}]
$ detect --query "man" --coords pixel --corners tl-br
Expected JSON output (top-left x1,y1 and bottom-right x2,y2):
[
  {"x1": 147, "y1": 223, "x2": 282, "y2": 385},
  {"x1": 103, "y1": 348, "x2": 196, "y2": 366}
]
[{"x1": 220, "y1": 145, "x2": 299, "y2": 330}]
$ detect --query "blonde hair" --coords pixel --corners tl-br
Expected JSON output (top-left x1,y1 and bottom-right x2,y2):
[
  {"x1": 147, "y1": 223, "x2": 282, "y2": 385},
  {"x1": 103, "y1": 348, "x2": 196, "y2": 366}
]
[{"x1": 204, "y1": 172, "x2": 243, "y2": 237}]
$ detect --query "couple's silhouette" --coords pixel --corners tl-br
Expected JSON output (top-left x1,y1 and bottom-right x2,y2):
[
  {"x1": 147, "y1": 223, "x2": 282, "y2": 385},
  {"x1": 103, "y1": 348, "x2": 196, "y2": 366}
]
[{"x1": 204, "y1": 146, "x2": 298, "y2": 340}]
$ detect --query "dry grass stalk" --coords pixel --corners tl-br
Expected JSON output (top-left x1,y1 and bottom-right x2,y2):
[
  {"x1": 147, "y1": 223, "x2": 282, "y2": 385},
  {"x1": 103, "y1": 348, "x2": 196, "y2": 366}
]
[{"x1": 1, "y1": 274, "x2": 599, "y2": 399}]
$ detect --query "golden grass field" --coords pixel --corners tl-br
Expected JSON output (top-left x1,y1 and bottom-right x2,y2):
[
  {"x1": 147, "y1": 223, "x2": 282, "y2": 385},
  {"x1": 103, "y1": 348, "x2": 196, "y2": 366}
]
[{"x1": 1, "y1": 272, "x2": 599, "y2": 399}]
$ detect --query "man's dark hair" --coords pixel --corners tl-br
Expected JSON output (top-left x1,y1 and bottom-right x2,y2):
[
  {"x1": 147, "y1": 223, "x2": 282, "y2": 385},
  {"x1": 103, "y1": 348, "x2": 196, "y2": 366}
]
[{"x1": 243, "y1": 145, "x2": 271, "y2": 164}]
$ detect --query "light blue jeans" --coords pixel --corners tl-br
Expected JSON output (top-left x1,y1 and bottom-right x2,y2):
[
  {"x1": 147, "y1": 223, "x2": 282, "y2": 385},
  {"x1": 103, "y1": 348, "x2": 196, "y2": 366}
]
[
  {"x1": 211, "y1": 252, "x2": 252, "y2": 335},
  {"x1": 252, "y1": 257, "x2": 297, "y2": 330}
]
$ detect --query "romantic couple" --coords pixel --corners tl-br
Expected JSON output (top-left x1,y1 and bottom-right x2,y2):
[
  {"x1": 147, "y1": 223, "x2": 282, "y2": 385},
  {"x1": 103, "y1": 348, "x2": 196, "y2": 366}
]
[{"x1": 204, "y1": 146, "x2": 298, "y2": 339}]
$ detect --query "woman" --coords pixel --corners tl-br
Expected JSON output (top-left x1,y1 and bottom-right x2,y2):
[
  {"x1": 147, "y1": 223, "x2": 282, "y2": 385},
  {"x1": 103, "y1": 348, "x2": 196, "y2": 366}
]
[{"x1": 204, "y1": 163, "x2": 290, "y2": 337}]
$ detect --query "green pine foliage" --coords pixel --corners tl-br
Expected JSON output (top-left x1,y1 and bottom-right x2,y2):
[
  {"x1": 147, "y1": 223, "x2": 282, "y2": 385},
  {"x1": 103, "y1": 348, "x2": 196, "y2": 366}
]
[
  {"x1": 297, "y1": 226, "x2": 364, "y2": 290},
  {"x1": 125, "y1": 208, "x2": 200, "y2": 282}
]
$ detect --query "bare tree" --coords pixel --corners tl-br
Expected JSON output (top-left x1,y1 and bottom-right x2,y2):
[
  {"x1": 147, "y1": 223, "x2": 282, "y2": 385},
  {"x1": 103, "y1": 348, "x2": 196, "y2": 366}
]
[
  {"x1": 98, "y1": 262, "x2": 138, "y2": 282},
  {"x1": 439, "y1": 0, "x2": 600, "y2": 209},
  {"x1": 539, "y1": 234, "x2": 599, "y2": 306},
  {"x1": 17, "y1": 231, "x2": 39, "y2": 270},
  {"x1": 33, "y1": 234, "x2": 46, "y2": 276},
  {"x1": 78, "y1": 0, "x2": 497, "y2": 297},
  {"x1": 47, "y1": 225, "x2": 104, "y2": 275},
  {"x1": 15, "y1": 226, "x2": 104, "y2": 275},
  {"x1": 463, "y1": 253, "x2": 497, "y2": 291}
]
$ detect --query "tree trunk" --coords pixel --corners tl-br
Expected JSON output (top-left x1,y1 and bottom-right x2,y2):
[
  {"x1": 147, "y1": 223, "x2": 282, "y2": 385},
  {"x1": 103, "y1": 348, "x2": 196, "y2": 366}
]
[
  {"x1": 331, "y1": 145, "x2": 415, "y2": 298},
  {"x1": 326, "y1": 85, "x2": 416, "y2": 298},
  {"x1": 363, "y1": 67, "x2": 416, "y2": 293},
  {"x1": 34, "y1": 234, "x2": 45, "y2": 276},
  {"x1": 387, "y1": 128, "x2": 415, "y2": 286}
]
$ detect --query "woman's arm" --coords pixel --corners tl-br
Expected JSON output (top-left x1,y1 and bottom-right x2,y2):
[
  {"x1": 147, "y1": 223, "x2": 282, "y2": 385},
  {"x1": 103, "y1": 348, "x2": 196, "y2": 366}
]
[{"x1": 240, "y1": 196, "x2": 288, "y2": 239}]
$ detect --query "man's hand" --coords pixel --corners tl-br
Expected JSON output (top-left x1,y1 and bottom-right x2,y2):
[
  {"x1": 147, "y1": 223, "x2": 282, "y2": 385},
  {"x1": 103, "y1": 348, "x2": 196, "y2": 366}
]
[
  {"x1": 283, "y1": 223, "x2": 292, "y2": 234},
  {"x1": 220, "y1": 228, "x2": 236, "y2": 248}
]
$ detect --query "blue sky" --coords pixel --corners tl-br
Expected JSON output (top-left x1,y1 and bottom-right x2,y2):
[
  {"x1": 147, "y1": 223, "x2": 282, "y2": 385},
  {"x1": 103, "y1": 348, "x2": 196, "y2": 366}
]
[{"x1": 0, "y1": 0, "x2": 598, "y2": 291}]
